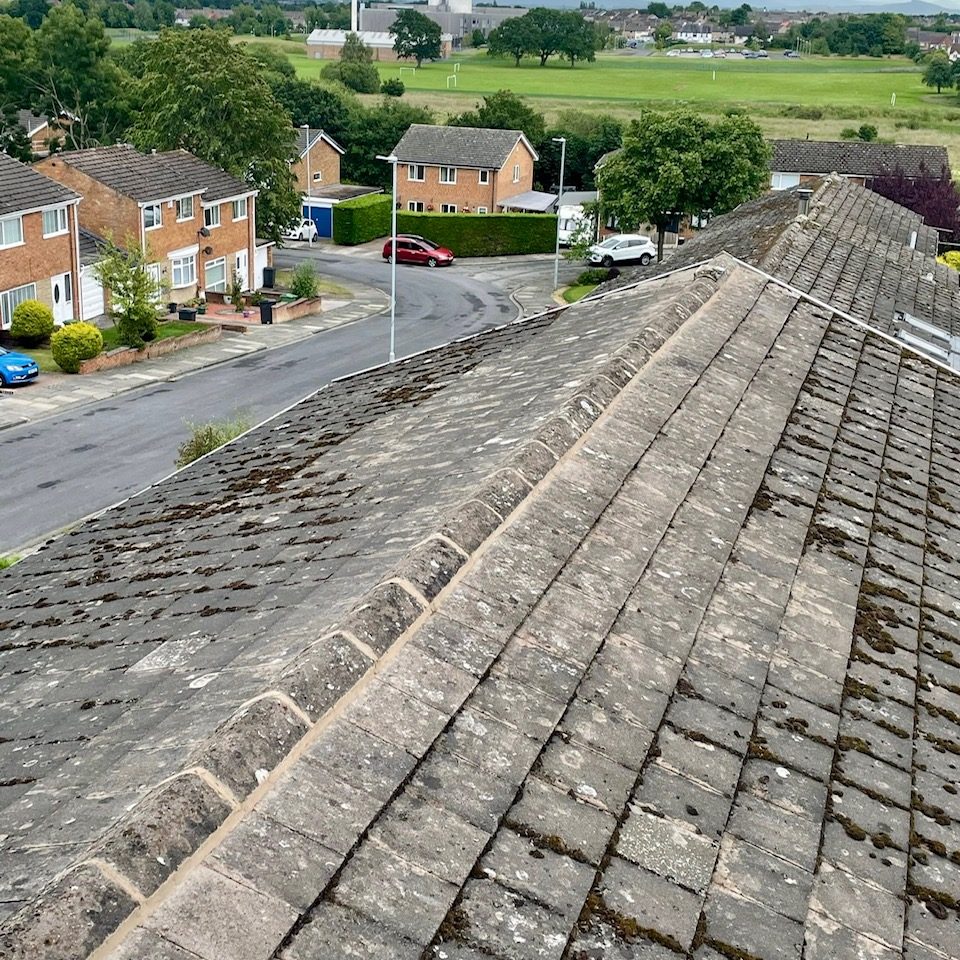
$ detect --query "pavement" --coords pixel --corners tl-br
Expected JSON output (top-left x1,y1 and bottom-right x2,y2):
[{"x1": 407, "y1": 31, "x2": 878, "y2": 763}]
[{"x1": 0, "y1": 250, "x2": 576, "y2": 432}]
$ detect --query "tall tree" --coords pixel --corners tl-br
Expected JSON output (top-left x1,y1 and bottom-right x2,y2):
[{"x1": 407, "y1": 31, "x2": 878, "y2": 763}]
[
  {"x1": 556, "y1": 11, "x2": 598, "y2": 67},
  {"x1": 8, "y1": 0, "x2": 49, "y2": 29},
  {"x1": 390, "y1": 9, "x2": 442, "y2": 67},
  {"x1": 527, "y1": 8, "x2": 565, "y2": 66},
  {"x1": 322, "y1": 33, "x2": 381, "y2": 92},
  {"x1": 26, "y1": 4, "x2": 131, "y2": 149},
  {"x1": 449, "y1": 89, "x2": 545, "y2": 147},
  {"x1": 923, "y1": 52, "x2": 953, "y2": 95},
  {"x1": 129, "y1": 29, "x2": 299, "y2": 242},
  {"x1": 486, "y1": 16, "x2": 539, "y2": 65},
  {"x1": 0, "y1": 15, "x2": 31, "y2": 109},
  {"x1": 344, "y1": 99, "x2": 432, "y2": 188},
  {"x1": 596, "y1": 109, "x2": 769, "y2": 262},
  {"x1": 269, "y1": 76, "x2": 359, "y2": 146}
]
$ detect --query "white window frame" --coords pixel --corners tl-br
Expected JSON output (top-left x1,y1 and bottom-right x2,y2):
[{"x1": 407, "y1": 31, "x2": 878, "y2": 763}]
[
  {"x1": 42, "y1": 207, "x2": 68, "y2": 238},
  {"x1": 176, "y1": 196, "x2": 195, "y2": 222},
  {"x1": 204, "y1": 205, "x2": 221, "y2": 229},
  {"x1": 478, "y1": 170, "x2": 490, "y2": 185},
  {"x1": 476, "y1": 206, "x2": 488, "y2": 214},
  {"x1": 408, "y1": 164, "x2": 425, "y2": 182},
  {"x1": 0, "y1": 282, "x2": 37, "y2": 328},
  {"x1": 407, "y1": 201, "x2": 424, "y2": 212},
  {"x1": 770, "y1": 171, "x2": 802, "y2": 191},
  {"x1": 143, "y1": 203, "x2": 162, "y2": 230},
  {"x1": 204, "y1": 256, "x2": 227, "y2": 293},
  {"x1": 441, "y1": 204, "x2": 457, "y2": 214},
  {"x1": 312, "y1": 171, "x2": 323, "y2": 183},
  {"x1": 439, "y1": 166, "x2": 457, "y2": 185},
  {"x1": 512, "y1": 164, "x2": 521, "y2": 183},
  {"x1": 171, "y1": 254, "x2": 196, "y2": 289},
  {"x1": 0, "y1": 215, "x2": 24, "y2": 248},
  {"x1": 232, "y1": 197, "x2": 248, "y2": 221}
]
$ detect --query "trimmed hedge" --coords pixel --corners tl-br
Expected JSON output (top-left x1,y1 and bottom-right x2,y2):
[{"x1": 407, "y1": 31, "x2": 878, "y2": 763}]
[
  {"x1": 11, "y1": 299, "x2": 55, "y2": 346},
  {"x1": 333, "y1": 193, "x2": 392, "y2": 246},
  {"x1": 50, "y1": 322, "x2": 103, "y2": 373},
  {"x1": 395, "y1": 212, "x2": 557, "y2": 257}
]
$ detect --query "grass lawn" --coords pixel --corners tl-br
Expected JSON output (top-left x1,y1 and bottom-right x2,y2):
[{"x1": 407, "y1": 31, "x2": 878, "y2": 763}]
[
  {"x1": 21, "y1": 322, "x2": 203, "y2": 373},
  {"x1": 563, "y1": 283, "x2": 598, "y2": 303},
  {"x1": 273, "y1": 269, "x2": 354, "y2": 298}
]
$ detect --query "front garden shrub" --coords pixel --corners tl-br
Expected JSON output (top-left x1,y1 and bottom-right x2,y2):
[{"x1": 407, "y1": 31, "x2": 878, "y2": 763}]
[
  {"x1": 395, "y1": 212, "x2": 557, "y2": 256},
  {"x1": 291, "y1": 262, "x2": 319, "y2": 299},
  {"x1": 333, "y1": 193, "x2": 392, "y2": 245},
  {"x1": 176, "y1": 416, "x2": 251, "y2": 468},
  {"x1": 577, "y1": 268, "x2": 617, "y2": 285},
  {"x1": 50, "y1": 322, "x2": 104, "y2": 373},
  {"x1": 11, "y1": 300, "x2": 55, "y2": 346}
]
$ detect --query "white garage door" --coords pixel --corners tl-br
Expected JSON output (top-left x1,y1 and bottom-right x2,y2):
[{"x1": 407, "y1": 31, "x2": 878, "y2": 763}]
[{"x1": 81, "y1": 266, "x2": 105, "y2": 321}]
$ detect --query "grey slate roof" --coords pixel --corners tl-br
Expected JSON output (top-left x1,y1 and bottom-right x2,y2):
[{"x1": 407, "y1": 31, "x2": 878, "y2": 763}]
[
  {"x1": 770, "y1": 139, "x2": 950, "y2": 178},
  {"x1": 3, "y1": 183, "x2": 960, "y2": 960},
  {"x1": 77, "y1": 228, "x2": 112, "y2": 266},
  {"x1": 0, "y1": 152, "x2": 78, "y2": 218},
  {"x1": 393, "y1": 123, "x2": 537, "y2": 169},
  {"x1": 15, "y1": 110, "x2": 48, "y2": 136},
  {"x1": 47, "y1": 144, "x2": 253, "y2": 203},
  {"x1": 293, "y1": 126, "x2": 344, "y2": 159}
]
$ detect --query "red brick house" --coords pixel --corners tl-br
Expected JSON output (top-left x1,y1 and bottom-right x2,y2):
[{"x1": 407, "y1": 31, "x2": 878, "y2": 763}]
[
  {"x1": 391, "y1": 124, "x2": 539, "y2": 215},
  {"x1": 0, "y1": 152, "x2": 81, "y2": 330},
  {"x1": 291, "y1": 127, "x2": 344, "y2": 194},
  {"x1": 37, "y1": 145, "x2": 264, "y2": 304}
]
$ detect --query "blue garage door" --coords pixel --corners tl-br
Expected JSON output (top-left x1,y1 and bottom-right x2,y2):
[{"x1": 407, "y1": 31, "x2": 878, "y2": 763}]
[{"x1": 304, "y1": 203, "x2": 333, "y2": 239}]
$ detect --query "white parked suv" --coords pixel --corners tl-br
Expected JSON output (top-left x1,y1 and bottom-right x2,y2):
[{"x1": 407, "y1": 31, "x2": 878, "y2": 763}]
[
  {"x1": 282, "y1": 218, "x2": 318, "y2": 242},
  {"x1": 587, "y1": 234, "x2": 656, "y2": 267}
]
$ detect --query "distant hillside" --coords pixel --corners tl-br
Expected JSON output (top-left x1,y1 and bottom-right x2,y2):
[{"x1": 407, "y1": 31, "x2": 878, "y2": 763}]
[{"x1": 505, "y1": 0, "x2": 960, "y2": 10}]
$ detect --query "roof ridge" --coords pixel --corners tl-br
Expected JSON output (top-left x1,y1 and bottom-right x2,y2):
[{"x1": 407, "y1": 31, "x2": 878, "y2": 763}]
[{"x1": 0, "y1": 263, "x2": 733, "y2": 959}]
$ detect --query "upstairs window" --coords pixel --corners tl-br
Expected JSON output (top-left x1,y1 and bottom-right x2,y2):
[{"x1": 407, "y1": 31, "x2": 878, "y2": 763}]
[
  {"x1": 176, "y1": 196, "x2": 194, "y2": 221},
  {"x1": 512, "y1": 164, "x2": 521, "y2": 183},
  {"x1": 408, "y1": 164, "x2": 425, "y2": 181},
  {"x1": 42, "y1": 207, "x2": 68, "y2": 237},
  {"x1": 478, "y1": 170, "x2": 490, "y2": 185},
  {"x1": 232, "y1": 197, "x2": 248, "y2": 221},
  {"x1": 143, "y1": 203, "x2": 162, "y2": 230},
  {"x1": 204, "y1": 205, "x2": 221, "y2": 229},
  {"x1": 439, "y1": 167, "x2": 457, "y2": 184}
]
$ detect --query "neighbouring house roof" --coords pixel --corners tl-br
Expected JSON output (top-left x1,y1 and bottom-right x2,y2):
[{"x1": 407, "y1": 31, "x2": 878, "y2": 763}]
[
  {"x1": 15, "y1": 110, "x2": 48, "y2": 137},
  {"x1": 558, "y1": 189, "x2": 598, "y2": 207},
  {"x1": 304, "y1": 183, "x2": 381, "y2": 202},
  {"x1": 2, "y1": 180, "x2": 960, "y2": 960},
  {"x1": 770, "y1": 139, "x2": 950, "y2": 179},
  {"x1": 393, "y1": 123, "x2": 539, "y2": 170},
  {"x1": 77, "y1": 228, "x2": 113, "y2": 266},
  {"x1": 44, "y1": 144, "x2": 255, "y2": 204},
  {"x1": 294, "y1": 126, "x2": 344, "y2": 159},
  {"x1": 497, "y1": 189, "x2": 556, "y2": 212},
  {"x1": 0, "y1": 151, "x2": 78, "y2": 218}
]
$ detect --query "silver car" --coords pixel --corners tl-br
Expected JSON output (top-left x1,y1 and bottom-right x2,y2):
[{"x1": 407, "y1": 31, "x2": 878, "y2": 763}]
[{"x1": 587, "y1": 234, "x2": 656, "y2": 267}]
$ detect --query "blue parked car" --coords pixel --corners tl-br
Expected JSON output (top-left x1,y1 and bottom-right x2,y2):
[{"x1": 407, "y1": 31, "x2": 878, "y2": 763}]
[{"x1": 0, "y1": 346, "x2": 39, "y2": 386}]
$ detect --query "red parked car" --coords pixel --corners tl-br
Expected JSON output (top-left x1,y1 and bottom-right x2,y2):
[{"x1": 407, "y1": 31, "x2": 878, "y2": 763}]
[{"x1": 382, "y1": 234, "x2": 455, "y2": 267}]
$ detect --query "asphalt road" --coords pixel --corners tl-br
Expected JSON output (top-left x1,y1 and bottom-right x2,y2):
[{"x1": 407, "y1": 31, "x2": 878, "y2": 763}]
[{"x1": 0, "y1": 251, "x2": 520, "y2": 553}]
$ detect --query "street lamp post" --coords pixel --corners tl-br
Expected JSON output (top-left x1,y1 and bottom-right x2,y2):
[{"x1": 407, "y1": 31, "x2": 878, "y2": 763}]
[
  {"x1": 377, "y1": 153, "x2": 398, "y2": 363},
  {"x1": 552, "y1": 136, "x2": 566, "y2": 293},
  {"x1": 301, "y1": 124, "x2": 313, "y2": 247}
]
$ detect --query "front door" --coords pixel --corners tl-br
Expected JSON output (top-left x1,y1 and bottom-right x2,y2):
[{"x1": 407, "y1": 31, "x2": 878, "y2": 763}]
[
  {"x1": 51, "y1": 272, "x2": 73, "y2": 324},
  {"x1": 235, "y1": 251, "x2": 248, "y2": 291}
]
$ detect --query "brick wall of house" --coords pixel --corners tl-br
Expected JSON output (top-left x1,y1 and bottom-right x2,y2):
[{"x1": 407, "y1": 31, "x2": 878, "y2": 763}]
[
  {"x1": 492, "y1": 140, "x2": 536, "y2": 208},
  {"x1": 36, "y1": 158, "x2": 142, "y2": 247},
  {"x1": 0, "y1": 205, "x2": 79, "y2": 321},
  {"x1": 199, "y1": 197, "x2": 256, "y2": 294},
  {"x1": 397, "y1": 163, "x2": 497, "y2": 213},
  {"x1": 292, "y1": 140, "x2": 342, "y2": 192}
]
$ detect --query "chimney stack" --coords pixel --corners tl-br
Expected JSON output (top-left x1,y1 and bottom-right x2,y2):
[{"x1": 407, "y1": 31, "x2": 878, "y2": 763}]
[{"x1": 797, "y1": 188, "x2": 812, "y2": 217}]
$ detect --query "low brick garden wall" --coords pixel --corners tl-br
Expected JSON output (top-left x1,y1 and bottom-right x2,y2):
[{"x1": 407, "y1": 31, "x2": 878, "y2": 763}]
[
  {"x1": 77, "y1": 325, "x2": 222, "y2": 374},
  {"x1": 271, "y1": 297, "x2": 321, "y2": 323}
]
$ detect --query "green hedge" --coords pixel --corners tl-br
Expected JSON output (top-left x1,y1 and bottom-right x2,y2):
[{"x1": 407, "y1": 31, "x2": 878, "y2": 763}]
[
  {"x1": 333, "y1": 193, "x2": 392, "y2": 246},
  {"x1": 395, "y1": 212, "x2": 557, "y2": 257}
]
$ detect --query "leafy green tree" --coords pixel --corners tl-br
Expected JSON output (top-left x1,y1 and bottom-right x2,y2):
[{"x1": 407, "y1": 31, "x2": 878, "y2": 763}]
[
  {"x1": 344, "y1": 98, "x2": 432, "y2": 187},
  {"x1": 0, "y1": 107, "x2": 33, "y2": 162},
  {"x1": 93, "y1": 239, "x2": 161, "y2": 348},
  {"x1": 646, "y1": 2, "x2": 670, "y2": 18},
  {"x1": 269, "y1": 76, "x2": 359, "y2": 146},
  {"x1": 449, "y1": 89, "x2": 545, "y2": 147},
  {"x1": 596, "y1": 110, "x2": 769, "y2": 262},
  {"x1": 390, "y1": 9, "x2": 442, "y2": 66},
  {"x1": 556, "y1": 11, "x2": 598, "y2": 67},
  {"x1": 26, "y1": 4, "x2": 131, "y2": 148},
  {"x1": 245, "y1": 42, "x2": 297, "y2": 82},
  {"x1": 128, "y1": 29, "x2": 299, "y2": 241},
  {"x1": 486, "y1": 16, "x2": 539, "y2": 65},
  {"x1": 0, "y1": 15, "x2": 31, "y2": 106},
  {"x1": 654, "y1": 22, "x2": 673, "y2": 49},
  {"x1": 471, "y1": 28, "x2": 486, "y2": 47},
  {"x1": 923, "y1": 52, "x2": 953, "y2": 94},
  {"x1": 322, "y1": 33, "x2": 381, "y2": 92},
  {"x1": 527, "y1": 8, "x2": 565, "y2": 66},
  {"x1": 8, "y1": 0, "x2": 49, "y2": 29},
  {"x1": 541, "y1": 110, "x2": 622, "y2": 190}
]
